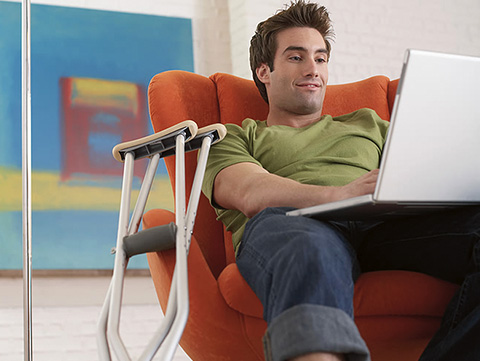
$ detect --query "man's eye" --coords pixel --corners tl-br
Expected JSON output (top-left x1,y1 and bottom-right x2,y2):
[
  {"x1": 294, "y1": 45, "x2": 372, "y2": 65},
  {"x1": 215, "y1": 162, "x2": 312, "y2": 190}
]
[
  {"x1": 289, "y1": 56, "x2": 302, "y2": 61},
  {"x1": 316, "y1": 58, "x2": 327, "y2": 63}
]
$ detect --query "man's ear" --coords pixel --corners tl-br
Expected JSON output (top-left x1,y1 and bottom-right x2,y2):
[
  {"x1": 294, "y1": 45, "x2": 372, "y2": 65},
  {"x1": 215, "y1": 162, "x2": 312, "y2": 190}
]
[{"x1": 256, "y1": 63, "x2": 271, "y2": 84}]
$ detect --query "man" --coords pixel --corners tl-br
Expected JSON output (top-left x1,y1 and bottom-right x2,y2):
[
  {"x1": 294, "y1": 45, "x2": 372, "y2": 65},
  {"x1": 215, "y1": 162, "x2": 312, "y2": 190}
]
[{"x1": 202, "y1": 1, "x2": 480, "y2": 360}]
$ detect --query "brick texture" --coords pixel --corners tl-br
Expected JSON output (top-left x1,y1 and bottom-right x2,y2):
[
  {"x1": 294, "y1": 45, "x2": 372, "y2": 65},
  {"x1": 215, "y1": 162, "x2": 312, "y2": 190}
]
[{"x1": 227, "y1": 0, "x2": 480, "y2": 84}]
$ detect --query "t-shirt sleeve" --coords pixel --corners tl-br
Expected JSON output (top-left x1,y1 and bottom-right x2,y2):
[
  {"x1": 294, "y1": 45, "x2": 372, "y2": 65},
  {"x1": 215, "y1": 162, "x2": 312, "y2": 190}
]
[{"x1": 201, "y1": 121, "x2": 262, "y2": 209}]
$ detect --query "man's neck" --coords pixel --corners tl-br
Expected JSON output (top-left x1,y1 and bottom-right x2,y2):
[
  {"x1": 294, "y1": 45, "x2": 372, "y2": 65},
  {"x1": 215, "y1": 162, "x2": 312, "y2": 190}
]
[{"x1": 265, "y1": 109, "x2": 323, "y2": 128}]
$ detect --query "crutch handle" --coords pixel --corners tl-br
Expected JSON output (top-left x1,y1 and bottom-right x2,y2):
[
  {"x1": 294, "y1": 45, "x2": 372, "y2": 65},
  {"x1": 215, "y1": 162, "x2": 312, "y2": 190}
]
[{"x1": 123, "y1": 222, "x2": 177, "y2": 258}]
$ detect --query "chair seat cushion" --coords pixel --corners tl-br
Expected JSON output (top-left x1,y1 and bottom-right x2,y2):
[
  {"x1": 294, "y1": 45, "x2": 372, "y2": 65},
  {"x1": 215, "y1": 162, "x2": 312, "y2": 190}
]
[
  {"x1": 218, "y1": 263, "x2": 458, "y2": 320},
  {"x1": 354, "y1": 270, "x2": 458, "y2": 317}
]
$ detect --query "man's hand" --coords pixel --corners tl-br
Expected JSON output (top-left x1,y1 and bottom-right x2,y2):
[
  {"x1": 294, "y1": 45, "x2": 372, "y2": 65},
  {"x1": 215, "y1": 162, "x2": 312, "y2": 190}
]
[{"x1": 330, "y1": 169, "x2": 379, "y2": 202}]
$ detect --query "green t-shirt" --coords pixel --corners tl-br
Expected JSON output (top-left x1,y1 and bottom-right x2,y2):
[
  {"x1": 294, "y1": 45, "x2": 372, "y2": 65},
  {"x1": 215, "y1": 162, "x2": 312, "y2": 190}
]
[{"x1": 202, "y1": 108, "x2": 390, "y2": 254}]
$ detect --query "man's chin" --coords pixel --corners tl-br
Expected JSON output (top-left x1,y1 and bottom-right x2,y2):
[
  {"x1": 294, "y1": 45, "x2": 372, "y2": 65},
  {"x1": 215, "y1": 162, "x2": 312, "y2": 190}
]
[{"x1": 292, "y1": 103, "x2": 324, "y2": 116}]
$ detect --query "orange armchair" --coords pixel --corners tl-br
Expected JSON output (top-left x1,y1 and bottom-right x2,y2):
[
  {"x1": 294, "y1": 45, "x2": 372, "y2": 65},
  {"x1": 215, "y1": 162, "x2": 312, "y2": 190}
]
[{"x1": 143, "y1": 71, "x2": 459, "y2": 361}]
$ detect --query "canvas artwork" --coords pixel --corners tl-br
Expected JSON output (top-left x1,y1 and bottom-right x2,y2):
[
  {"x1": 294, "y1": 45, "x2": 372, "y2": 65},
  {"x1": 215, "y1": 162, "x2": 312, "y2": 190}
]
[{"x1": 0, "y1": 1, "x2": 194, "y2": 269}]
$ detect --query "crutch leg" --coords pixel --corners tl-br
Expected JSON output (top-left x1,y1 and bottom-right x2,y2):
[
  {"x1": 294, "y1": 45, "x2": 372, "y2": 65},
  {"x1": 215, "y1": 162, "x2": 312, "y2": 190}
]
[
  {"x1": 154, "y1": 124, "x2": 226, "y2": 360},
  {"x1": 107, "y1": 151, "x2": 135, "y2": 361},
  {"x1": 97, "y1": 121, "x2": 197, "y2": 361}
]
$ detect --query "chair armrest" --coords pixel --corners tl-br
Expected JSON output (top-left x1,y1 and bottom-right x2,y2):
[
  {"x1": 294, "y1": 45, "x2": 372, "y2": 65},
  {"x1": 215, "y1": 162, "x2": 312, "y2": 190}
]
[
  {"x1": 218, "y1": 263, "x2": 264, "y2": 318},
  {"x1": 112, "y1": 120, "x2": 198, "y2": 162}
]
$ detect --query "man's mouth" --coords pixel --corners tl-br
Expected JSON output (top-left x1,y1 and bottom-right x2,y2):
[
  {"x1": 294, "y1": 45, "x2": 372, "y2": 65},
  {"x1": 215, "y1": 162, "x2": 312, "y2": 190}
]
[
  {"x1": 296, "y1": 82, "x2": 321, "y2": 88},
  {"x1": 296, "y1": 85, "x2": 320, "y2": 91}
]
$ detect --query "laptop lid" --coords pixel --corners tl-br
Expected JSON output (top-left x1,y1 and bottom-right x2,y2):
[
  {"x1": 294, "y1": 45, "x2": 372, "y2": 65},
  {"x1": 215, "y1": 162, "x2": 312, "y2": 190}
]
[{"x1": 373, "y1": 49, "x2": 480, "y2": 204}]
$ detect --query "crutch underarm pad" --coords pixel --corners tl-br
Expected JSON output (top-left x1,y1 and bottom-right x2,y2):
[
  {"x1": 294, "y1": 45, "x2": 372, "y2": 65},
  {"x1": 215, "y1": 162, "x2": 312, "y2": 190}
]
[
  {"x1": 187, "y1": 124, "x2": 227, "y2": 150},
  {"x1": 159, "y1": 123, "x2": 227, "y2": 158},
  {"x1": 123, "y1": 223, "x2": 177, "y2": 258},
  {"x1": 112, "y1": 120, "x2": 198, "y2": 162}
]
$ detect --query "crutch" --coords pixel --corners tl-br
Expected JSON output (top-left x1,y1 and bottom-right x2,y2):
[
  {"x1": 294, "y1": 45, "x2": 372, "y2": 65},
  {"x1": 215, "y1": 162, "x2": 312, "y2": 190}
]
[{"x1": 97, "y1": 120, "x2": 226, "y2": 361}]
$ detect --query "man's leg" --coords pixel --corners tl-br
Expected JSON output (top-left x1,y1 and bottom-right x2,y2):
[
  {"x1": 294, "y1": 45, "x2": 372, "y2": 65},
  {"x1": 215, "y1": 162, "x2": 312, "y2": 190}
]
[
  {"x1": 419, "y1": 271, "x2": 480, "y2": 361},
  {"x1": 358, "y1": 206, "x2": 480, "y2": 361},
  {"x1": 236, "y1": 207, "x2": 370, "y2": 361}
]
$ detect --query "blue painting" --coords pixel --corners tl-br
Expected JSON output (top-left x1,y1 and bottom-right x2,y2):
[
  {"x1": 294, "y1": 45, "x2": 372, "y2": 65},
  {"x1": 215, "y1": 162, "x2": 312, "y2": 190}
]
[{"x1": 0, "y1": 1, "x2": 194, "y2": 269}]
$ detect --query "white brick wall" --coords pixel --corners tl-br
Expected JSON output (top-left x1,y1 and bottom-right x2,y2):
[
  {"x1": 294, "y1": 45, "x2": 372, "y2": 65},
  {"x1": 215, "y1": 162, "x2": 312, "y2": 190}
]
[
  {"x1": 193, "y1": 0, "x2": 232, "y2": 76},
  {"x1": 228, "y1": 0, "x2": 480, "y2": 84}
]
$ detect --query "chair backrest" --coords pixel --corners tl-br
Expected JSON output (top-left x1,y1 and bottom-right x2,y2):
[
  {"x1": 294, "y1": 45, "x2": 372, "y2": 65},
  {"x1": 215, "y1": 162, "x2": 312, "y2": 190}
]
[
  {"x1": 148, "y1": 71, "x2": 397, "y2": 277},
  {"x1": 210, "y1": 73, "x2": 393, "y2": 124}
]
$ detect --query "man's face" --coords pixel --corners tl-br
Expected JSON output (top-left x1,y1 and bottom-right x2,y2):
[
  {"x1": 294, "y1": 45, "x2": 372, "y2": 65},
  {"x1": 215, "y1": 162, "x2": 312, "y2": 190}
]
[{"x1": 258, "y1": 27, "x2": 329, "y2": 120}]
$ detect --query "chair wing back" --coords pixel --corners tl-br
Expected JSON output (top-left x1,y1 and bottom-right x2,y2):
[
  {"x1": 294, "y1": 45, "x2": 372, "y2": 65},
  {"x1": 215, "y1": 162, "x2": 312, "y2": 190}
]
[
  {"x1": 148, "y1": 71, "x2": 226, "y2": 277},
  {"x1": 323, "y1": 76, "x2": 392, "y2": 119},
  {"x1": 210, "y1": 73, "x2": 269, "y2": 126}
]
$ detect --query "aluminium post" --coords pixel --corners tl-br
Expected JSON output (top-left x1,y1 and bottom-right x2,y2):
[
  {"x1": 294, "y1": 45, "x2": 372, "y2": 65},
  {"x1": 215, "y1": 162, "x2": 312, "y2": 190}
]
[{"x1": 21, "y1": 0, "x2": 33, "y2": 360}]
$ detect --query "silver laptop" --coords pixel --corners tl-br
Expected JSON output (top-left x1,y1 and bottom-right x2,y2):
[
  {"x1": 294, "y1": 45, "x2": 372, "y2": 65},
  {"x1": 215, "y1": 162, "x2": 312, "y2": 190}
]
[{"x1": 286, "y1": 49, "x2": 480, "y2": 221}]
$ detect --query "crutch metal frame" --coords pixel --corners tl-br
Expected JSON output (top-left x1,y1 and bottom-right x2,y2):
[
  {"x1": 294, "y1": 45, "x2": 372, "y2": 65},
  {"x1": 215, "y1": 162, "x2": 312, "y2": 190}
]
[{"x1": 97, "y1": 121, "x2": 226, "y2": 361}]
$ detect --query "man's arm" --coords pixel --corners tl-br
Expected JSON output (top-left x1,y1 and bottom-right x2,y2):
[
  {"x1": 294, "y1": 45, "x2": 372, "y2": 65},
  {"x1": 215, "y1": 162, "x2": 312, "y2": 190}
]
[{"x1": 213, "y1": 162, "x2": 379, "y2": 218}]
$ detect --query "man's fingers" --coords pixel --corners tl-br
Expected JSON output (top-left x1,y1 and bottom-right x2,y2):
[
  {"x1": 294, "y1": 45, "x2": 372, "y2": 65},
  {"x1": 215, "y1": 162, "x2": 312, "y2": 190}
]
[{"x1": 356, "y1": 169, "x2": 379, "y2": 183}]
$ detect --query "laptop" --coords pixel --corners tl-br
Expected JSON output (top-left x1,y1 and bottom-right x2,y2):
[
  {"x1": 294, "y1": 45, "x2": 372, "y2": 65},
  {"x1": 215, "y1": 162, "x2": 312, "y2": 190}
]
[{"x1": 286, "y1": 49, "x2": 480, "y2": 221}]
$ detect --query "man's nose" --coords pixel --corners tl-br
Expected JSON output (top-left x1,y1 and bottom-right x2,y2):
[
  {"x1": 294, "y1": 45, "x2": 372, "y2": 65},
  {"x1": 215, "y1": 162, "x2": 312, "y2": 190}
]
[{"x1": 303, "y1": 58, "x2": 319, "y2": 77}]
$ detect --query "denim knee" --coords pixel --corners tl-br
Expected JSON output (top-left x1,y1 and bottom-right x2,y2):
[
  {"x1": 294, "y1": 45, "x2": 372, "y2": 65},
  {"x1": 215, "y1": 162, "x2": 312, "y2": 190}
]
[
  {"x1": 266, "y1": 234, "x2": 356, "y2": 319},
  {"x1": 237, "y1": 207, "x2": 359, "y2": 321}
]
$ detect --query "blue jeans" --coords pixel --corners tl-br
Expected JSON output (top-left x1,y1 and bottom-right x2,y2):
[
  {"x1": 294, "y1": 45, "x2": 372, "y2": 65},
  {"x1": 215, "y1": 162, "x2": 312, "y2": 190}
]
[{"x1": 236, "y1": 207, "x2": 480, "y2": 361}]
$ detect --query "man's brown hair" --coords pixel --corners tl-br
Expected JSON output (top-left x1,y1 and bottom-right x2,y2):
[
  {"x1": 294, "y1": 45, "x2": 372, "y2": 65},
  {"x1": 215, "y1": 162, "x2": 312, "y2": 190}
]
[{"x1": 249, "y1": 0, "x2": 335, "y2": 103}]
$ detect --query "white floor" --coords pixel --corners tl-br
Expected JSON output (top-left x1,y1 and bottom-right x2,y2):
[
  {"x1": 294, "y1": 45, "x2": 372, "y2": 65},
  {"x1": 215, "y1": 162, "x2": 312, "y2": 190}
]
[{"x1": 0, "y1": 275, "x2": 191, "y2": 361}]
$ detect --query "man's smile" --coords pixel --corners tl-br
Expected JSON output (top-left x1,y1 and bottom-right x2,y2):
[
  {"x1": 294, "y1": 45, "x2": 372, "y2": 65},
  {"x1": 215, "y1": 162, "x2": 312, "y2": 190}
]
[{"x1": 295, "y1": 81, "x2": 321, "y2": 89}]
